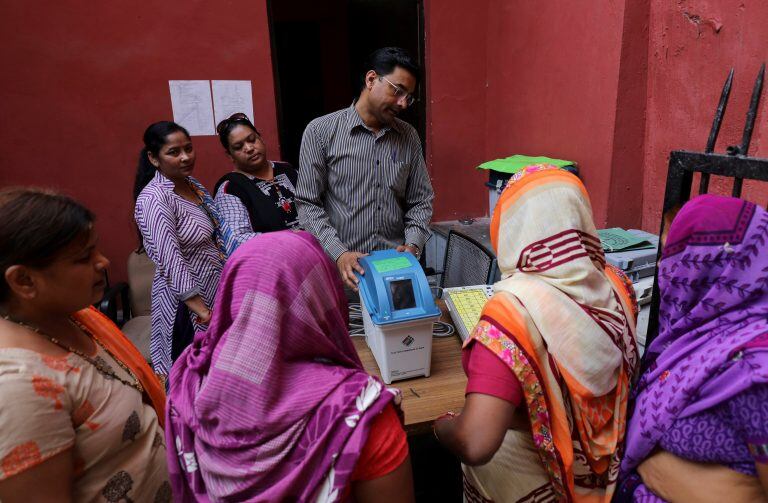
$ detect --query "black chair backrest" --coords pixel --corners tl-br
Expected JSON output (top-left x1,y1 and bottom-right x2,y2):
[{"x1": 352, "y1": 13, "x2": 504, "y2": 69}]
[
  {"x1": 441, "y1": 230, "x2": 496, "y2": 289},
  {"x1": 646, "y1": 64, "x2": 768, "y2": 348}
]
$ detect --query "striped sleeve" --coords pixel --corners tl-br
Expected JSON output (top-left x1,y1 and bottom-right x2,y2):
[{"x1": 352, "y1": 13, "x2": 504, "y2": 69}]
[
  {"x1": 135, "y1": 190, "x2": 199, "y2": 300},
  {"x1": 214, "y1": 181, "x2": 259, "y2": 251},
  {"x1": 402, "y1": 129, "x2": 434, "y2": 251},
  {"x1": 296, "y1": 122, "x2": 348, "y2": 261}
]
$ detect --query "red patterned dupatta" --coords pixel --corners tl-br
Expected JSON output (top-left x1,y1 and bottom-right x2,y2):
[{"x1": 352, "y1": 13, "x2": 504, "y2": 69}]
[{"x1": 463, "y1": 167, "x2": 637, "y2": 502}]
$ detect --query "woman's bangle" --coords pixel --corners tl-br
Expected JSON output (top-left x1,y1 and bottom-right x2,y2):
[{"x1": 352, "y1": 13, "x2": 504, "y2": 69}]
[{"x1": 432, "y1": 411, "x2": 456, "y2": 443}]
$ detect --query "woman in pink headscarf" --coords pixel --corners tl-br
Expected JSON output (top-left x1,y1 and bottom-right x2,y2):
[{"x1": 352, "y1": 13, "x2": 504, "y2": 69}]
[{"x1": 165, "y1": 230, "x2": 414, "y2": 502}]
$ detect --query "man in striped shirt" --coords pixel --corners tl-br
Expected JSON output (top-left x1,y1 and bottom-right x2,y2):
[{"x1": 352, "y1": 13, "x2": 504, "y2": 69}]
[{"x1": 296, "y1": 47, "x2": 434, "y2": 291}]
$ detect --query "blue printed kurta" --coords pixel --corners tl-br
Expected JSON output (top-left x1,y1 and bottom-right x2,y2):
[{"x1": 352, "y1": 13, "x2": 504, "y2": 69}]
[{"x1": 135, "y1": 171, "x2": 223, "y2": 374}]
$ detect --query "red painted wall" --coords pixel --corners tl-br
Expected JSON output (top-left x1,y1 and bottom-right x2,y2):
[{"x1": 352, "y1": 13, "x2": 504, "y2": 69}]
[
  {"x1": 423, "y1": 0, "x2": 489, "y2": 221},
  {"x1": 0, "y1": 1, "x2": 279, "y2": 281},
  {"x1": 641, "y1": 0, "x2": 768, "y2": 230},
  {"x1": 425, "y1": 0, "x2": 649, "y2": 228},
  {"x1": 427, "y1": 0, "x2": 768, "y2": 231},
  {"x1": 482, "y1": 0, "x2": 629, "y2": 227},
  {"x1": 3, "y1": 0, "x2": 766, "y2": 283}
]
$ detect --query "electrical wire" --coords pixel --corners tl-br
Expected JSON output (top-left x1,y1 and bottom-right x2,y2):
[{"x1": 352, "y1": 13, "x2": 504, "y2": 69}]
[
  {"x1": 432, "y1": 320, "x2": 455, "y2": 337},
  {"x1": 348, "y1": 302, "x2": 366, "y2": 337},
  {"x1": 348, "y1": 302, "x2": 456, "y2": 338}
]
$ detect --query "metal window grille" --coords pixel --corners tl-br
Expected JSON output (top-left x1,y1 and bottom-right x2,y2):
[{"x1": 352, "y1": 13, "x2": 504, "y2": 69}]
[{"x1": 646, "y1": 64, "x2": 768, "y2": 349}]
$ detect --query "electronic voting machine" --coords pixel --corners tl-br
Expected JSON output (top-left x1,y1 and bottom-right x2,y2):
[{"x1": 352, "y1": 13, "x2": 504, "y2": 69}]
[
  {"x1": 356, "y1": 250, "x2": 441, "y2": 384},
  {"x1": 442, "y1": 285, "x2": 494, "y2": 341}
]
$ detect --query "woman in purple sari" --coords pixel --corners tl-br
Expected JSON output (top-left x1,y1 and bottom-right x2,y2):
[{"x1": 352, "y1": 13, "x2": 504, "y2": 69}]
[
  {"x1": 165, "y1": 230, "x2": 414, "y2": 502},
  {"x1": 617, "y1": 195, "x2": 768, "y2": 501}
]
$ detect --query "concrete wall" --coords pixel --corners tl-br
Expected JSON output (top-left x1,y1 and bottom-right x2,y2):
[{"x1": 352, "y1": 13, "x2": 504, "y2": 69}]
[
  {"x1": 423, "y1": 0, "x2": 490, "y2": 221},
  {"x1": 1, "y1": 0, "x2": 766, "y2": 282},
  {"x1": 430, "y1": 0, "x2": 768, "y2": 229},
  {"x1": 641, "y1": 0, "x2": 768, "y2": 230},
  {"x1": 482, "y1": 0, "x2": 639, "y2": 228},
  {"x1": 0, "y1": 1, "x2": 279, "y2": 281}
]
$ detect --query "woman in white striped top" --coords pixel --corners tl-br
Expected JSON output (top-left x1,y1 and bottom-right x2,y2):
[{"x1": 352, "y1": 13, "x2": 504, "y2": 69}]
[{"x1": 133, "y1": 121, "x2": 227, "y2": 376}]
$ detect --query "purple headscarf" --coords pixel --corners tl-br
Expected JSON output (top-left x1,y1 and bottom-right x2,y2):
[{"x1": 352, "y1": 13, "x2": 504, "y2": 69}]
[
  {"x1": 621, "y1": 195, "x2": 768, "y2": 472},
  {"x1": 165, "y1": 231, "x2": 398, "y2": 502}
]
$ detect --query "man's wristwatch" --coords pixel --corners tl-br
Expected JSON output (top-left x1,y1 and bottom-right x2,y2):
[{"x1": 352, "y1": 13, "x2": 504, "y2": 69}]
[{"x1": 405, "y1": 243, "x2": 421, "y2": 258}]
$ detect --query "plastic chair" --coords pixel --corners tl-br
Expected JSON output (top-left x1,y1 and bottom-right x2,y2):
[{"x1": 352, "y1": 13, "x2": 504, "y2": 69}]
[{"x1": 99, "y1": 250, "x2": 154, "y2": 362}]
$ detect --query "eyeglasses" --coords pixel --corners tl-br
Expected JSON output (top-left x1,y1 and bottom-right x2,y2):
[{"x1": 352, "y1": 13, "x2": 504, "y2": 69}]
[
  {"x1": 216, "y1": 112, "x2": 259, "y2": 135},
  {"x1": 378, "y1": 76, "x2": 417, "y2": 107}
]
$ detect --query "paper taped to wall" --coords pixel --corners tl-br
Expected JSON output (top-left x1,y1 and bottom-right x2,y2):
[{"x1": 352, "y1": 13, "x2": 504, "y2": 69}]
[
  {"x1": 168, "y1": 80, "x2": 215, "y2": 136},
  {"x1": 212, "y1": 80, "x2": 254, "y2": 126}
]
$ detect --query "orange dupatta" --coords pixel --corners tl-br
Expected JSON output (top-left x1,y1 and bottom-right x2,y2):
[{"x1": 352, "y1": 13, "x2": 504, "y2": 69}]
[
  {"x1": 72, "y1": 307, "x2": 166, "y2": 427},
  {"x1": 466, "y1": 166, "x2": 637, "y2": 502}
]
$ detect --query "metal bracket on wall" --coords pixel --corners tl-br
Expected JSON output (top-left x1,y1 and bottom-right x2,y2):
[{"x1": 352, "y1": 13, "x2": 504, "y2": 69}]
[{"x1": 645, "y1": 63, "x2": 768, "y2": 349}]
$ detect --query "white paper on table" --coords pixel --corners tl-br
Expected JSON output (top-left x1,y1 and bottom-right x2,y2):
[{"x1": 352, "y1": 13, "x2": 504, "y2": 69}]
[
  {"x1": 212, "y1": 80, "x2": 255, "y2": 126},
  {"x1": 168, "y1": 80, "x2": 215, "y2": 136}
]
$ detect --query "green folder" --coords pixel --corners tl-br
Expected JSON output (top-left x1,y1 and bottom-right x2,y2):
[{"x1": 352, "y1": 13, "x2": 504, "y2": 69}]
[
  {"x1": 597, "y1": 228, "x2": 654, "y2": 253},
  {"x1": 477, "y1": 155, "x2": 575, "y2": 174}
]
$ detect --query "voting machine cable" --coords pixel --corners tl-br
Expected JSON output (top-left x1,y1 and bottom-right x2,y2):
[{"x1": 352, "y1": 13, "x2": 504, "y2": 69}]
[{"x1": 348, "y1": 303, "x2": 455, "y2": 338}]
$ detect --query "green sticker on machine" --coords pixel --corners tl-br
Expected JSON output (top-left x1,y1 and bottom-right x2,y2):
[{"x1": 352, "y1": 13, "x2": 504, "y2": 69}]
[{"x1": 372, "y1": 257, "x2": 412, "y2": 273}]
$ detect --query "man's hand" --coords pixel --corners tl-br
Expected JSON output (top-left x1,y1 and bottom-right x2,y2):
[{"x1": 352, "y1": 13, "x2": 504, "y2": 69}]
[
  {"x1": 337, "y1": 251, "x2": 367, "y2": 291},
  {"x1": 396, "y1": 243, "x2": 420, "y2": 257}
]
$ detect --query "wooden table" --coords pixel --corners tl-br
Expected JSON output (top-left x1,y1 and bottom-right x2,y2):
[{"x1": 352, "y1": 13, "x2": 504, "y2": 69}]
[{"x1": 353, "y1": 301, "x2": 467, "y2": 435}]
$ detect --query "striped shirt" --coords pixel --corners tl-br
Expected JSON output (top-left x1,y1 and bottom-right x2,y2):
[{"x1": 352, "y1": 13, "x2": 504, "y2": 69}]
[
  {"x1": 215, "y1": 186, "x2": 259, "y2": 249},
  {"x1": 296, "y1": 104, "x2": 434, "y2": 260},
  {"x1": 134, "y1": 171, "x2": 223, "y2": 374}
]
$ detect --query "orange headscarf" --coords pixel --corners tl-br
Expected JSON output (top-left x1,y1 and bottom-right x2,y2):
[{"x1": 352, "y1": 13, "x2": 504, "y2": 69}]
[{"x1": 472, "y1": 165, "x2": 637, "y2": 501}]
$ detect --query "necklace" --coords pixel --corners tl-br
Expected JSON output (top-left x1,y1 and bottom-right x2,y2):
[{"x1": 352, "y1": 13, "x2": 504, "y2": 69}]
[
  {"x1": 245, "y1": 163, "x2": 294, "y2": 216},
  {"x1": 1, "y1": 315, "x2": 144, "y2": 393},
  {"x1": 267, "y1": 178, "x2": 294, "y2": 214},
  {"x1": 253, "y1": 172, "x2": 293, "y2": 215}
]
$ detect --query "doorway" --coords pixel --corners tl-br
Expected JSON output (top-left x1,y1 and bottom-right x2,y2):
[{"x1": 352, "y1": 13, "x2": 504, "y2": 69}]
[{"x1": 267, "y1": 0, "x2": 426, "y2": 168}]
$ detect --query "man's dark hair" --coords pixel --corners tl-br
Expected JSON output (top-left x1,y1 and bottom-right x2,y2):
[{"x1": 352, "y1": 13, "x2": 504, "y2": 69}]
[{"x1": 360, "y1": 47, "x2": 420, "y2": 91}]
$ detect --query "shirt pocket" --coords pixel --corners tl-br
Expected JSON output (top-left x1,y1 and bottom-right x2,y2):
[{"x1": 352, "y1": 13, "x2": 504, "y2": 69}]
[{"x1": 386, "y1": 161, "x2": 411, "y2": 198}]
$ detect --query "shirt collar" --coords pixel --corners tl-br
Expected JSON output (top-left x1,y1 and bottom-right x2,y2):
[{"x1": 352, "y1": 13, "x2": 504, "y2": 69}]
[
  {"x1": 154, "y1": 169, "x2": 175, "y2": 189},
  {"x1": 154, "y1": 170, "x2": 199, "y2": 192},
  {"x1": 346, "y1": 102, "x2": 403, "y2": 135}
]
